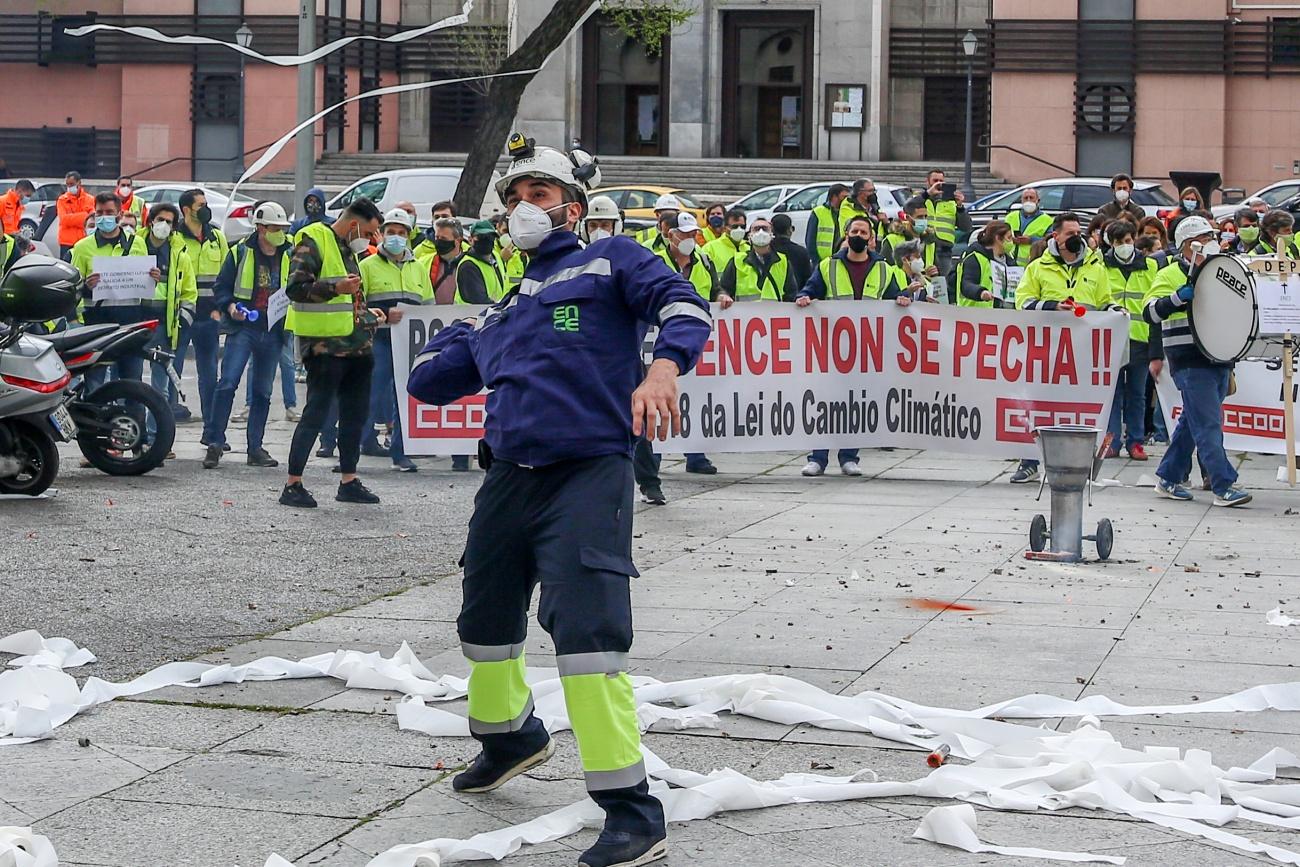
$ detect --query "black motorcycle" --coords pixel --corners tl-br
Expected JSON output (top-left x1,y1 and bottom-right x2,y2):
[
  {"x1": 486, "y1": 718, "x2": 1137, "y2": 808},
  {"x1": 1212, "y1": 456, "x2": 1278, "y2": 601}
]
[{"x1": 44, "y1": 319, "x2": 179, "y2": 475}]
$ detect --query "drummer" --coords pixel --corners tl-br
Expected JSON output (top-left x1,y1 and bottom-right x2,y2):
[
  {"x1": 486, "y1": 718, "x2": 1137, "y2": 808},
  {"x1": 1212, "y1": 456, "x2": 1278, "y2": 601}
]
[
  {"x1": 1251, "y1": 209, "x2": 1299, "y2": 259},
  {"x1": 1142, "y1": 215, "x2": 1252, "y2": 507}
]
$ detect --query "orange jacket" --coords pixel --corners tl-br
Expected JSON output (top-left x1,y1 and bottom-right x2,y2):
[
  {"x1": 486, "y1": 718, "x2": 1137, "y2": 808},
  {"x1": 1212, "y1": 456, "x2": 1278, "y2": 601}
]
[
  {"x1": 0, "y1": 189, "x2": 25, "y2": 235},
  {"x1": 57, "y1": 189, "x2": 96, "y2": 248}
]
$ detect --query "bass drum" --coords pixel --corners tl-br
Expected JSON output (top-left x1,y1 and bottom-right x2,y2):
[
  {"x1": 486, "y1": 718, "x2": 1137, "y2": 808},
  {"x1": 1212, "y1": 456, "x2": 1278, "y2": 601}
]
[{"x1": 1189, "y1": 254, "x2": 1261, "y2": 364}]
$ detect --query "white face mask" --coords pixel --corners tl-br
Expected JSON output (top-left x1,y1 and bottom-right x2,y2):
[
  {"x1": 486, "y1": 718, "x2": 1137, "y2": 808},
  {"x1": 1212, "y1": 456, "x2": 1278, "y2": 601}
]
[
  {"x1": 588, "y1": 228, "x2": 611, "y2": 243},
  {"x1": 750, "y1": 230, "x2": 773, "y2": 248},
  {"x1": 728, "y1": 227, "x2": 746, "y2": 243},
  {"x1": 1021, "y1": 201, "x2": 1038, "y2": 214},
  {"x1": 1114, "y1": 189, "x2": 1130, "y2": 204},
  {"x1": 909, "y1": 258, "x2": 925, "y2": 275},
  {"x1": 508, "y1": 200, "x2": 569, "y2": 251},
  {"x1": 1199, "y1": 240, "x2": 1221, "y2": 258},
  {"x1": 676, "y1": 237, "x2": 697, "y2": 256},
  {"x1": 118, "y1": 186, "x2": 132, "y2": 198},
  {"x1": 347, "y1": 224, "x2": 371, "y2": 255},
  {"x1": 151, "y1": 222, "x2": 172, "y2": 241},
  {"x1": 1113, "y1": 242, "x2": 1135, "y2": 262}
]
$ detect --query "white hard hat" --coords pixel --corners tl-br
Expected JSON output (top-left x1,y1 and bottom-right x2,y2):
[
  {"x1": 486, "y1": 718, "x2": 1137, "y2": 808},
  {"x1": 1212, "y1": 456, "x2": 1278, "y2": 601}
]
[
  {"x1": 252, "y1": 201, "x2": 290, "y2": 227},
  {"x1": 653, "y1": 193, "x2": 683, "y2": 212},
  {"x1": 585, "y1": 195, "x2": 621, "y2": 222},
  {"x1": 673, "y1": 212, "x2": 699, "y2": 233},
  {"x1": 1174, "y1": 215, "x2": 1215, "y2": 248},
  {"x1": 381, "y1": 208, "x2": 415, "y2": 231},
  {"x1": 494, "y1": 134, "x2": 601, "y2": 205}
]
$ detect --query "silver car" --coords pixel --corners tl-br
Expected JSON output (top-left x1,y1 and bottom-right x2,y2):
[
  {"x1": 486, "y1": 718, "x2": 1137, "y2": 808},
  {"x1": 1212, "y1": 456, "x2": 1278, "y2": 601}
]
[{"x1": 135, "y1": 184, "x2": 258, "y2": 240}]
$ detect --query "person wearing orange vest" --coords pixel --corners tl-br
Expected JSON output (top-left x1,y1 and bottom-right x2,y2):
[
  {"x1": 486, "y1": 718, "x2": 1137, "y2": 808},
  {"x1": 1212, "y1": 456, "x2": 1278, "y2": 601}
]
[
  {"x1": 1, "y1": 180, "x2": 34, "y2": 236},
  {"x1": 56, "y1": 171, "x2": 96, "y2": 259}
]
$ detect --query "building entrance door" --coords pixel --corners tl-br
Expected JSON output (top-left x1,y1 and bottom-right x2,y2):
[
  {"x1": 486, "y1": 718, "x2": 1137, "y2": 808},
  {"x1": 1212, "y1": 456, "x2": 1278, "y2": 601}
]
[{"x1": 721, "y1": 11, "x2": 813, "y2": 159}]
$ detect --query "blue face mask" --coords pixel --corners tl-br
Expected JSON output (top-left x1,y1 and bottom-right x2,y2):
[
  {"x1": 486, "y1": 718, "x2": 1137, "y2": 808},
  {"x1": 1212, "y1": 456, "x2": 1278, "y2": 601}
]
[
  {"x1": 1182, "y1": 199, "x2": 1198, "y2": 210},
  {"x1": 95, "y1": 215, "x2": 118, "y2": 234},
  {"x1": 20, "y1": 195, "x2": 30, "y2": 205},
  {"x1": 382, "y1": 234, "x2": 408, "y2": 256},
  {"x1": 914, "y1": 219, "x2": 929, "y2": 234},
  {"x1": 708, "y1": 215, "x2": 725, "y2": 229}
]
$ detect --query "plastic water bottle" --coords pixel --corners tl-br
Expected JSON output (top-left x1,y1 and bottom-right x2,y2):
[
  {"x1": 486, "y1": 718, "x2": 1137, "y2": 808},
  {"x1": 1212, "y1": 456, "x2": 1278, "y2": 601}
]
[{"x1": 236, "y1": 303, "x2": 260, "y2": 323}]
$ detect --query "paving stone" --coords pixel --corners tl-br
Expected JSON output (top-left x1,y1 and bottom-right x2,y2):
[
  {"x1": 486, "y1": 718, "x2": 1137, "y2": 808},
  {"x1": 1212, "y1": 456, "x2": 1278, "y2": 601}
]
[{"x1": 58, "y1": 698, "x2": 270, "y2": 752}]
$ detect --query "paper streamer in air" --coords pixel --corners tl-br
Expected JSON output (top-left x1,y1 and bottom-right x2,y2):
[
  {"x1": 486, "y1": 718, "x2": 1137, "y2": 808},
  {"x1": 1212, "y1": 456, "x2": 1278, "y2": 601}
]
[
  {"x1": 63, "y1": 1, "x2": 473, "y2": 67},
  {"x1": 225, "y1": 67, "x2": 539, "y2": 204}
]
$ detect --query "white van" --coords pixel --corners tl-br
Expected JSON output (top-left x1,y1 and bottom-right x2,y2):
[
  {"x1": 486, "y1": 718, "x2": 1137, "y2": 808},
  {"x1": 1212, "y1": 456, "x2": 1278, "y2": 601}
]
[{"x1": 324, "y1": 167, "x2": 505, "y2": 226}]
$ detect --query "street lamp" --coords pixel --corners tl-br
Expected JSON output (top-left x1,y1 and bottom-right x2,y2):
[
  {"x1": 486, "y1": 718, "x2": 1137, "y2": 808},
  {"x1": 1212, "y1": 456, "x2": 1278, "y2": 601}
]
[
  {"x1": 961, "y1": 29, "x2": 978, "y2": 203},
  {"x1": 235, "y1": 22, "x2": 254, "y2": 179}
]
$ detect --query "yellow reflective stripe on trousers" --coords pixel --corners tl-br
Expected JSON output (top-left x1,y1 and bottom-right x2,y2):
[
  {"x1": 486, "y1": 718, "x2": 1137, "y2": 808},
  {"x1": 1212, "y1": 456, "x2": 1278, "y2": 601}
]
[
  {"x1": 560, "y1": 669, "x2": 644, "y2": 787},
  {"x1": 464, "y1": 642, "x2": 533, "y2": 734}
]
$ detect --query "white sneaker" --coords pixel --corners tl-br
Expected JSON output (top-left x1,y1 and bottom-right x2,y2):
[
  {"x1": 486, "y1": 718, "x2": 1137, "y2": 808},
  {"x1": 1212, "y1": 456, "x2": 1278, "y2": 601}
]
[
  {"x1": 230, "y1": 408, "x2": 249, "y2": 425},
  {"x1": 801, "y1": 461, "x2": 825, "y2": 477},
  {"x1": 840, "y1": 461, "x2": 862, "y2": 477},
  {"x1": 285, "y1": 407, "x2": 301, "y2": 422}
]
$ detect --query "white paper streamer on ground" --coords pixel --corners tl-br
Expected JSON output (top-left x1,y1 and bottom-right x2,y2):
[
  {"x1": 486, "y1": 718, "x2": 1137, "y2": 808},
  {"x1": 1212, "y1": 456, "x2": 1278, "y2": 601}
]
[
  {"x1": 913, "y1": 804, "x2": 1125, "y2": 864},
  {"x1": 1268, "y1": 608, "x2": 1300, "y2": 627},
  {"x1": 0, "y1": 827, "x2": 59, "y2": 867},
  {"x1": 64, "y1": 2, "x2": 472, "y2": 67},
  {"x1": 0, "y1": 632, "x2": 95, "y2": 670}
]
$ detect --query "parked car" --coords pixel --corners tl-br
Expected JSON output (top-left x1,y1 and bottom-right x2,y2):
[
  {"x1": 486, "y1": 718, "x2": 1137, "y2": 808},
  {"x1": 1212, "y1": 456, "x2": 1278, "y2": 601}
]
[
  {"x1": 728, "y1": 184, "x2": 804, "y2": 213},
  {"x1": 592, "y1": 186, "x2": 707, "y2": 223},
  {"x1": 1211, "y1": 179, "x2": 1300, "y2": 220},
  {"x1": 744, "y1": 182, "x2": 912, "y2": 248},
  {"x1": 326, "y1": 168, "x2": 505, "y2": 227},
  {"x1": 968, "y1": 178, "x2": 1176, "y2": 230},
  {"x1": 135, "y1": 184, "x2": 258, "y2": 241}
]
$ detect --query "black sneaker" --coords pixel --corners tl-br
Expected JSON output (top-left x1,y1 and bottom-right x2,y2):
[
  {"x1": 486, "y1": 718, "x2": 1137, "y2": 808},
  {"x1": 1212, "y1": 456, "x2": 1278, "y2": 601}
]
[
  {"x1": 247, "y1": 448, "x2": 279, "y2": 468},
  {"x1": 452, "y1": 740, "x2": 555, "y2": 794},
  {"x1": 392, "y1": 457, "x2": 418, "y2": 473},
  {"x1": 578, "y1": 829, "x2": 668, "y2": 867},
  {"x1": 360, "y1": 441, "x2": 389, "y2": 458},
  {"x1": 336, "y1": 478, "x2": 380, "y2": 504},
  {"x1": 279, "y1": 482, "x2": 317, "y2": 508},
  {"x1": 202, "y1": 444, "x2": 222, "y2": 469},
  {"x1": 639, "y1": 486, "x2": 667, "y2": 505},
  {"x1": 685, "y1": 459, "x2": 717, "y2": 475},
  {"x1": 316, "y1": 446, "x2": 334, "y2": 459},
  {"x1": 200, "y1": 440, "x2": 232, "y2": 452}
]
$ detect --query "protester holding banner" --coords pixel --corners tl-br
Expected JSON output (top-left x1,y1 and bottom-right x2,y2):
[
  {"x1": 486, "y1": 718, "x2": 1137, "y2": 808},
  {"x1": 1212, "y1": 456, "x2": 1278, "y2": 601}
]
[
  {"x1": 1142, "y1": 215, "x2": 1252, "y2": 506},
  {"x1": 956, "y1": 220, "x2": 1013, "y2": 308},
  {"x1": 359, "y1": 207, "x2": 434, "y2": 474},
  {"x1": 203, "y1": 202, "x2": 294, "y2": 470},
  {"x1": 139, "y1": 203, "x2": 198, "y2": 435},
  {"x1": 1102, "y1": 219, "x2": 1158, "y2": 461},
  {"x1": 718, "y1": 218, "x2": 797, "y2": 304},
  {"x1": 72, "y1": 192, "x2": 149, "y2": 386},
  {"x1": 406, "y1": 136, "x2": 711, "y2": 867},
  {"x1": 654, "y1": 211, "x2": 720, "y2": 476},
  {"x1": 795, "y1": 214, "x2": 905, "y2": 478}
]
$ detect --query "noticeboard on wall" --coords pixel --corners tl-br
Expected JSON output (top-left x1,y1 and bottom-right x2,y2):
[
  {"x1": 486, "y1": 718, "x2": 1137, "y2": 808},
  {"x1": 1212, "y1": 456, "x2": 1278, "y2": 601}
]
[{"x1": 825, "y1": 83, "x2": 865, "y2": 131}]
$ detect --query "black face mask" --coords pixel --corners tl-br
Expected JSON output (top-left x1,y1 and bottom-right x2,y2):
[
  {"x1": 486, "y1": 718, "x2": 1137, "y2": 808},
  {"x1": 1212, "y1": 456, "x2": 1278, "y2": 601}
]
[
  {"x1": 434, "y1": 238, "x2": 457, "y2": 257},
  {"x1": 1063, "y1": 234, "x2": 1085, "y2": 255},
  {"x1": 472, "y1": 236, "x2": 496, "y2": 256},
  {"x1": 866, "y1": 194, "x2": 878, "y2": 207},
  {"x1": 846, "y1": 235, "x2": 869, "y2": 253},
  {"x1": 193, "y1": 205, "x2": 212, "y2": 225},
  {"x1": 304, "y1": 200, "x2": 322, "y2": 215}
]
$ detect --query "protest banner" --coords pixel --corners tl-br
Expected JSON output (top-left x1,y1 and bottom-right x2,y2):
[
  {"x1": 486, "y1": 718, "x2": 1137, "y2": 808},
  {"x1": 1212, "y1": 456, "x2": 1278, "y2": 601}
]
[
  {"x1": 392, "y1": 302, "x2": 1128, "y2": 459},
  {"x1": 1155, "y1": 357, "x2": 1299, "y2": 457},
  {"x1": 91, "y1": 256, "x2": 156, "y2": 303}
]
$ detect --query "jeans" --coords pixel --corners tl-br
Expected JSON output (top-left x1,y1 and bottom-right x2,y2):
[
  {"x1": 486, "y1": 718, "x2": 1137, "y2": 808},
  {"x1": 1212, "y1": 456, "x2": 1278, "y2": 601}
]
[
  {"x1": 1108, "y1": 349, "x2": 1149, "y2": 450},
  {"x1": 808, "y1": 448, "x2": 860, "y2": 468},
  {"x1": 288, "y1": 353, "x2": 373, "y2": 477},
  {"x1": 205, "y1": 325, "x2": 283, "y2": 452},
  {"x1": 245, "y1": 327, "x2": 297, "y2": 409},
  {"x1": 365, "y1": 330, "x2": 405, "y2": 462},
  {"x1": 174, "y1": 314, "x2": 219, "y2": 420},
  {"x1": 82, "y1": 306, "x2": 145, "y2": 389},
  {"x1": 1157, "y1": 365, "x2": 1237, "y2": 495}
]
